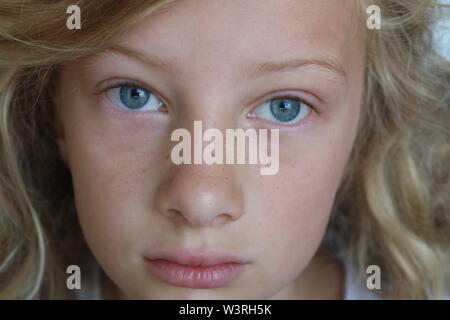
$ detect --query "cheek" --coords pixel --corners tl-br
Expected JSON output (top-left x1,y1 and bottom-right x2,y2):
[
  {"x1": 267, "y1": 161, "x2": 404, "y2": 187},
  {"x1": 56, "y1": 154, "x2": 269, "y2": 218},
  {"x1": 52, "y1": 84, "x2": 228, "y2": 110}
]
[
  {"x1": 61, "y1": 101, "x2": 171, "y2": 261},
  {"x1": 242, "y1": 124, "x2": 356, "y2": 268},
  {"x1": 252, "y1": 137, "x2": 350, "y2": 228},
  {"x1": 247, "y1": 157, "x2": 340, "y2": 255}
]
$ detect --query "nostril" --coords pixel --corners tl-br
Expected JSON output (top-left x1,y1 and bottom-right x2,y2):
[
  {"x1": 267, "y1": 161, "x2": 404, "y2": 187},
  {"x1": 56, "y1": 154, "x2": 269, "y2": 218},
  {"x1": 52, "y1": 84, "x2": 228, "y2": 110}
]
[
  {"x1": 164, "y1": 207, "x2": 236, "y2": 228},
  {"x1": 165, "y1": 208, "x2": 188, "y2": 224},
  {"x1": 212, "y1": 214, "x2": 231, "y2": 228}
]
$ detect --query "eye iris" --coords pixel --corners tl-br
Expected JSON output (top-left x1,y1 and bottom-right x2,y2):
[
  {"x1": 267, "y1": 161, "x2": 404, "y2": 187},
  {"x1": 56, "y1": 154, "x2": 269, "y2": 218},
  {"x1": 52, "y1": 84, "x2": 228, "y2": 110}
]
[
  {"x1": 270, "y1": 98, "x2": 301, "y2": 122},
  {"x1": 119, "y1": 86, "x2": 150, "y2": 109}
]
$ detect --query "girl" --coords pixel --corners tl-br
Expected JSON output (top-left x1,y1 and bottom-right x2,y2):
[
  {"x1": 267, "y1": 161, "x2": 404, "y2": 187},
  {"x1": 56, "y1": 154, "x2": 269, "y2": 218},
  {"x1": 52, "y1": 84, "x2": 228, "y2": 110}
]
[{"x1": 0, "y1": 0, "x2": 449, "y2": 300}]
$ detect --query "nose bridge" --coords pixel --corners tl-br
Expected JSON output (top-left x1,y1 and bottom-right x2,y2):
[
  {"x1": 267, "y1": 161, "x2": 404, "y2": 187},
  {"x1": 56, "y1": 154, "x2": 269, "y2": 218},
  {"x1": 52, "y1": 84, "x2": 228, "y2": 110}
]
[
  {"x1": 181, "y1": 88, "x2": 234, "y2": 126},
  {"x1": 154, "y1": 62, "x2": 246, "y2": 228},
  {"x1": 174, "y1": 52, "x2": 238, "y2": 121},
  {"x1": 155, "y1": 160, "x2": 244, "y2": 229},
  {"x1": 171, "y1": 86, "x2": 238, "y2": 154}
]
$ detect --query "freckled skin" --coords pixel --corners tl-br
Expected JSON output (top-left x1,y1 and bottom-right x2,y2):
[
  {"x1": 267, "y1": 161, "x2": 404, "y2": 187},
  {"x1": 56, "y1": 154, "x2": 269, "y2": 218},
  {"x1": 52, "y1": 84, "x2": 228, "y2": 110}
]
[{"x1": 57, "y1": 0, "x2": 365, "y2": 299}]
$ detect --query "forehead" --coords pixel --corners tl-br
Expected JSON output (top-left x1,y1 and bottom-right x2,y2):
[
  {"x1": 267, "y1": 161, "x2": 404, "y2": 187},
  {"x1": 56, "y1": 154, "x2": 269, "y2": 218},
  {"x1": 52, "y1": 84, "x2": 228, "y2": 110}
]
[{"x1": 111, "y1": 0, "x2": 364, "y2": 77}]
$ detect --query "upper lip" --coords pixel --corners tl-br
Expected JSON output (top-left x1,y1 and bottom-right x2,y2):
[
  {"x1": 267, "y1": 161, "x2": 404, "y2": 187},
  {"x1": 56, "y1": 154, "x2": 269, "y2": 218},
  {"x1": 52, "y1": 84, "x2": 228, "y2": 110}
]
[{"x1": 144, "y1": 248, "x2": 248, "y2": 267}]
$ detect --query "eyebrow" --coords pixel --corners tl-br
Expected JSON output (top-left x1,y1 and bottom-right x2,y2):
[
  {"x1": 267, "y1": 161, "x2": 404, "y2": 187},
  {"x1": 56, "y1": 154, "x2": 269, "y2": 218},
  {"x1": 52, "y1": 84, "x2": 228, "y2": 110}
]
[
  {"x1": 103, "y1": 45, "x2": 174, "y2": 72},
  {"x1": 103, "y1": 45, "x2": 347, "y2": 80},
  {"x1": 244, "y1": 57, "x2": 347, "y2": 80}
]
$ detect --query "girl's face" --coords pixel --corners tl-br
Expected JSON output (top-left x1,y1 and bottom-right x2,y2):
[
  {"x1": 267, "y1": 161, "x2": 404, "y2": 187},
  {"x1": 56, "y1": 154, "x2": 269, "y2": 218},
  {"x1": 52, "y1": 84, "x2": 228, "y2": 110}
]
[{"x1": 57, "y1": 0, "x2": 365, "y2": 299}]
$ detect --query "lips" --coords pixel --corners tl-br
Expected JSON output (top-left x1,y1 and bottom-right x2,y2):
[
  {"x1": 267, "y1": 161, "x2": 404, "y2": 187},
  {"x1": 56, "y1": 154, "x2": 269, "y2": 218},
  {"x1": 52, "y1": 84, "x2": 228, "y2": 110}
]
[{"x1": 144, "y1": 248, "x2": 249, "y2": 289}]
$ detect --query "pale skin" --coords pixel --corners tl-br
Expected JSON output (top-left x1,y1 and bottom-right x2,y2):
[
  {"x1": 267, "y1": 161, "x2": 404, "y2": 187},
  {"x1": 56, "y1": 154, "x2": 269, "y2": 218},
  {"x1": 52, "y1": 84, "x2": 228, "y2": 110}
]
[{"x1": 56, "y1": 0, "x2": 366, "y2": 299}]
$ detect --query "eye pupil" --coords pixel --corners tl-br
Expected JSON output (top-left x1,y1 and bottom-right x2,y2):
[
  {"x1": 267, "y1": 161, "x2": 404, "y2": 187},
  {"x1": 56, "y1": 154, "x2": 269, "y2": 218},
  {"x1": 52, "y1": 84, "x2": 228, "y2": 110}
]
[
  {"x1": 270, "y1": 98, "x2": 301, "y2": 122},
  {"x1": 279, "y1": 101, "x2": 289, "y2": 111},
  {"x1": 120, "y1": 86, "x2": 151, "y2": 109},
  {"x1": 131, "y1": 88, "x2": 141, "y2": 98}
]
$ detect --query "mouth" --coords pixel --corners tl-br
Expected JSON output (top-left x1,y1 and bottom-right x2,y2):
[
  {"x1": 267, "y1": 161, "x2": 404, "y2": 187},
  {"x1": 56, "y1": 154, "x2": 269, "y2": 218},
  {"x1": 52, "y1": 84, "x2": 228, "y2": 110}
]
[{"x1": 144, "y1": 248, "x2": 249, "y2": 289}]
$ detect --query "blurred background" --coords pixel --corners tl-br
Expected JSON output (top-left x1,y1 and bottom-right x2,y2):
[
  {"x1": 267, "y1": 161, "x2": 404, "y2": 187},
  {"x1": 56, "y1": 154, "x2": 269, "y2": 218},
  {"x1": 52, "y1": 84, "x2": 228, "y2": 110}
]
[{"x1": 435, "y1": 0, "x2": 450, "y2": 59}]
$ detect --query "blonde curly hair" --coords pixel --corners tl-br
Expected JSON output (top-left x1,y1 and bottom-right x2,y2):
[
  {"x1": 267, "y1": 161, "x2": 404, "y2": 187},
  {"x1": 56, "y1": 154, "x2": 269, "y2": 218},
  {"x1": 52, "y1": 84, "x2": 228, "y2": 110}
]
[{"x1": 0, "y1": 0, "x2": 449, "y2": 299}]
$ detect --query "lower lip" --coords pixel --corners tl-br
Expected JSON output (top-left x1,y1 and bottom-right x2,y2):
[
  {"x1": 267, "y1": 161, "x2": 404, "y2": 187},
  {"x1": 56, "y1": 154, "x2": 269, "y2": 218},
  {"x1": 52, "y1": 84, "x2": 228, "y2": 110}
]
[{"x1": 145, "y1": 259, "x2": 246, "y2": 289}]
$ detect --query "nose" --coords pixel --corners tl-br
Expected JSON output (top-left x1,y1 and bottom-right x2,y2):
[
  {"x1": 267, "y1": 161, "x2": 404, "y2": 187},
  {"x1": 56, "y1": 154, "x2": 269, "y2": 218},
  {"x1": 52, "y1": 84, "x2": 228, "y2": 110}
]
[{"x1": 154, "y1": 162, "x2": 245, "y2": 229}]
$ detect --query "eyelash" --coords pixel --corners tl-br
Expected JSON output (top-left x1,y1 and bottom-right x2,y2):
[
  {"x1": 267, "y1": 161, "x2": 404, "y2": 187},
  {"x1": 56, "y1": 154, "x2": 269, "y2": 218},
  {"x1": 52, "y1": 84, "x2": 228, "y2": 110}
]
[{"x1": 99, "y1": 80, "x2": 319, "y2": 122}]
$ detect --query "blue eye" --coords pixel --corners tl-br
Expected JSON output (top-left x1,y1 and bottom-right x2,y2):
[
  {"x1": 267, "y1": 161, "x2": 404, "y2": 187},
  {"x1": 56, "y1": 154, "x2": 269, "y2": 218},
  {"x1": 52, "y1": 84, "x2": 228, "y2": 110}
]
[
  {"x1": 105, "y1": 85, "x2": 164, "y2": 111},
  {"x1": 253, "y1": 97, "x2": 311, "y2": 124}
]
